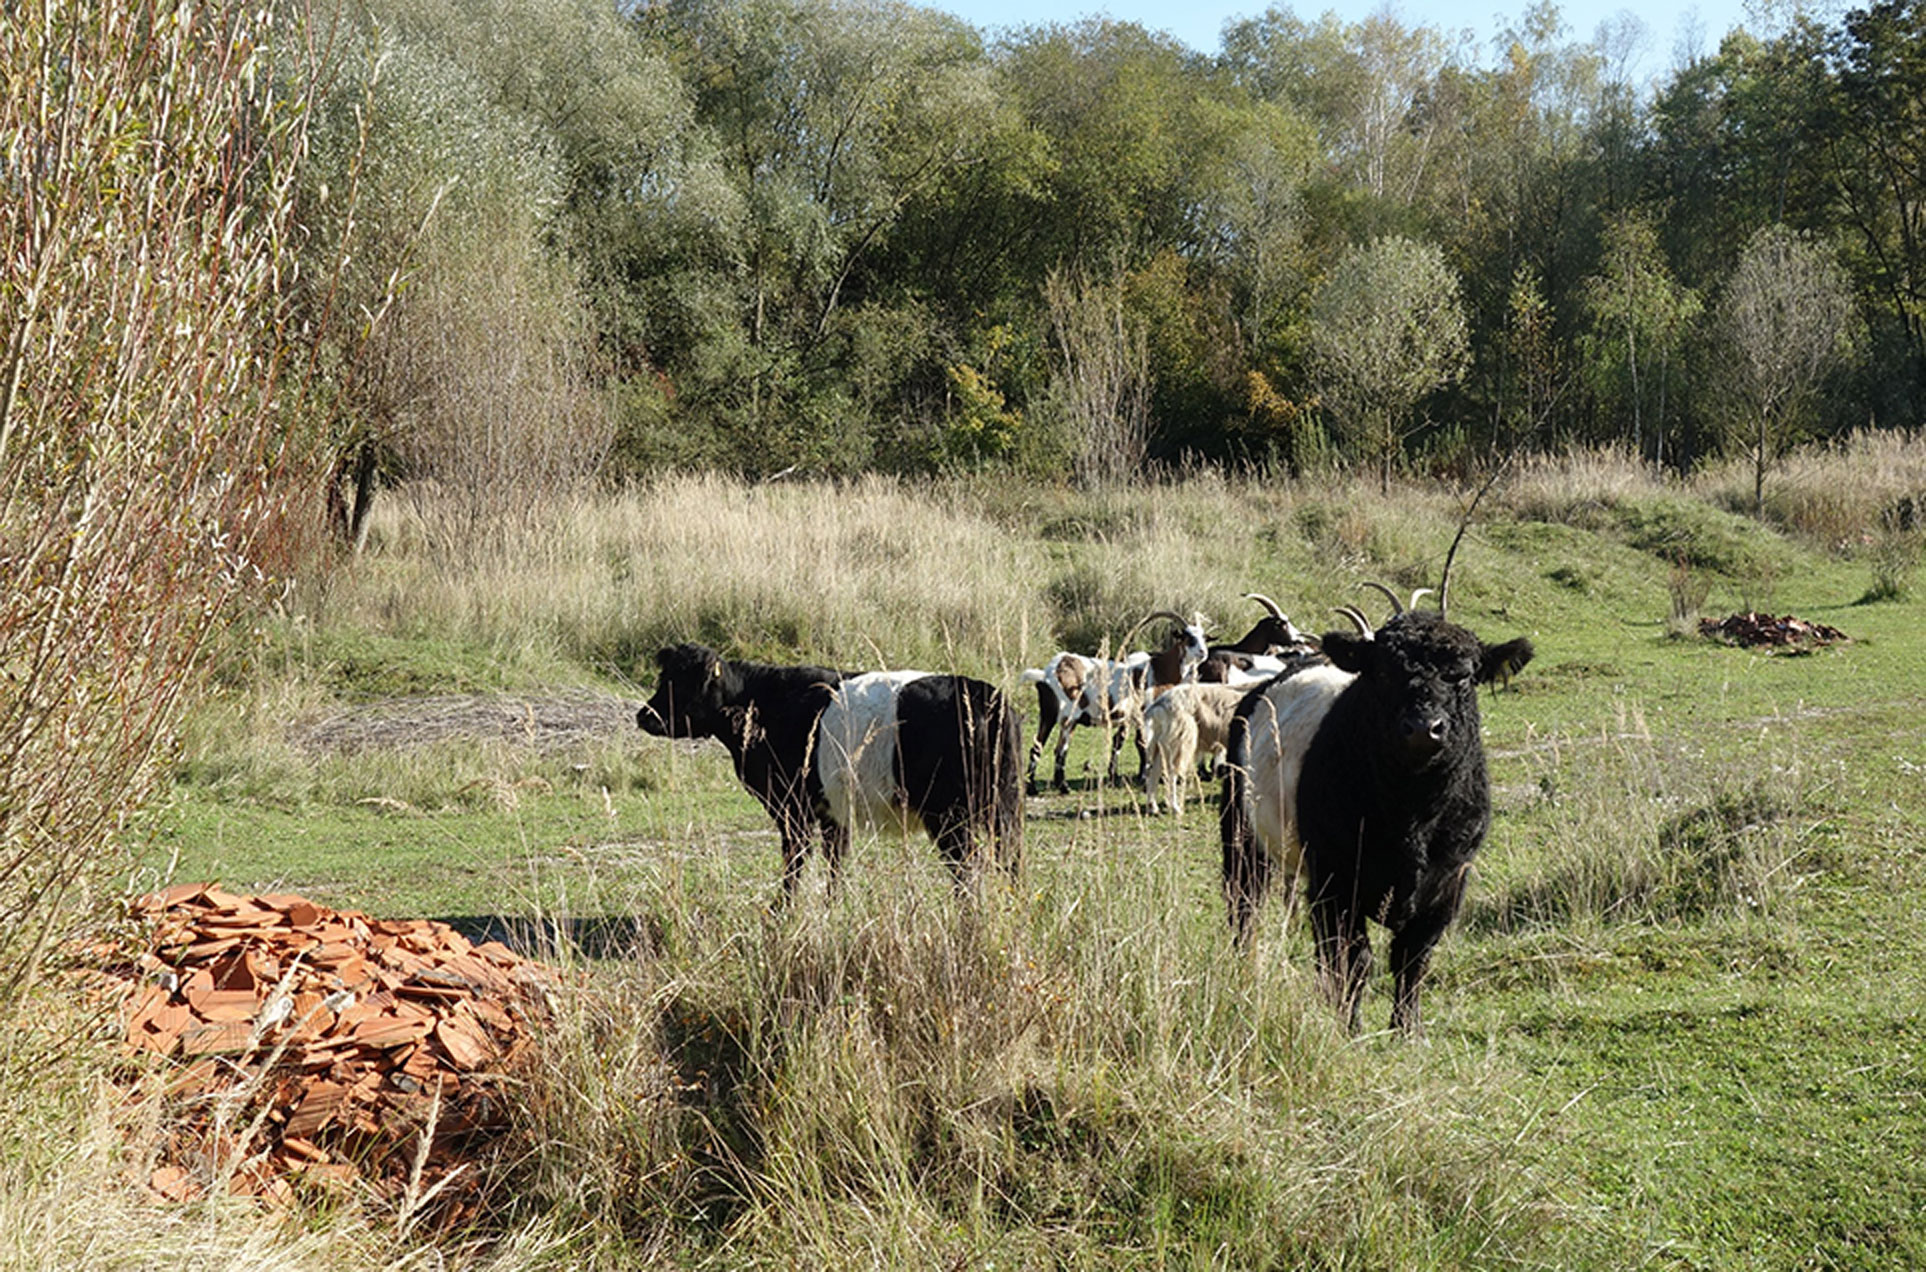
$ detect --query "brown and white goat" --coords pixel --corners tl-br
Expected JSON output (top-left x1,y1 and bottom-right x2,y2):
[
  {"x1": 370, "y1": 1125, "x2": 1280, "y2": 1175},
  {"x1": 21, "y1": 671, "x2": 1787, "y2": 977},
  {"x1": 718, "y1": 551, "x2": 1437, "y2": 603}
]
[{"x1": 1021, "y1": 611, "x2": 1206, "y2": 794}]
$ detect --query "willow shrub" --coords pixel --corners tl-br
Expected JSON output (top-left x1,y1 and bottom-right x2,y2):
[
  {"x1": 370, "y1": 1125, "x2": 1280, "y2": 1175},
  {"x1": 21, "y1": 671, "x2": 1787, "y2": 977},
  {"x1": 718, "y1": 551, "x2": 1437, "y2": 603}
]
[{"x1": 0, "y1": 1, "x2": 328, "y2": 1005}]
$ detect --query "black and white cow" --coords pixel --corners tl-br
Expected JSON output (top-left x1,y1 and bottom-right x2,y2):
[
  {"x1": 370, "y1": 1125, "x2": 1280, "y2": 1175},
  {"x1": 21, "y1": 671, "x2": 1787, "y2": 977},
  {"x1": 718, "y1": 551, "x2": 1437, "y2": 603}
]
[
  {"x1": 1221, "y1": 610, "x2": 1533, "y2": 1034},
  {"x1": 636, "y1": 644, "x2": 1022, "y2": 896}
]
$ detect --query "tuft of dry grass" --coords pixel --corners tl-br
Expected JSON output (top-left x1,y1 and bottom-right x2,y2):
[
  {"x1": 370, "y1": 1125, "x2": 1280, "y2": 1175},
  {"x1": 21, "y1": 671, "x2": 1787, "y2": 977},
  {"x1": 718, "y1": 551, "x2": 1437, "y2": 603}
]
[
  {"x1": 1692, "y1": 428, "x2": 1926, "y2": 552},
  {"x1": 473, "y1": 825, "x2": 1583, "y2": 1267},
  {"x1": 1469, "y1": 710, "x2": 1823, "y2": 935},
  {"x1": 1496, "y1": 445, "x2": 1668, "y2": 527}
]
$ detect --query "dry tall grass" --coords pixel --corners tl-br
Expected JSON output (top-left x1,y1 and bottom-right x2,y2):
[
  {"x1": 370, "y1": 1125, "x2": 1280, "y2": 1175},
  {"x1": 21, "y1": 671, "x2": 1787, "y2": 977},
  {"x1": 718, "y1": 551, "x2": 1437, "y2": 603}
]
[
  {"x1": 1499, "y1": 432, "x2": 1926, "y2": 560},
  {"x1": 1695, "y1": 428, "x2": 1926, "y2": 544},
  {"x1": 490, "y1": 826, "x2": 1574, "y2": 1267},
  {"x1": 309, "y1": 470, "x2": 1494, "y2": 692}
]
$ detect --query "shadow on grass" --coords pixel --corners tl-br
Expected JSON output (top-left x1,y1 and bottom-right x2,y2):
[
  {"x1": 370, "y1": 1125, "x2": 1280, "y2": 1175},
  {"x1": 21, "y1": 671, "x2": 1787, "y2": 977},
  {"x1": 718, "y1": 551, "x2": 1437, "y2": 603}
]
[{"x1": 438, "y1": 912, "x2": 663, "y2": 961}]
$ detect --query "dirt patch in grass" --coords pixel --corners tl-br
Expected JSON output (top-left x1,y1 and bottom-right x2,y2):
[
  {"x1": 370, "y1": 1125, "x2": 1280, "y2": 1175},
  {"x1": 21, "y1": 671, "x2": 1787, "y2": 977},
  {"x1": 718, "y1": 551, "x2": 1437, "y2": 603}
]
[{"x1": 287, "y1": 690, "x2": 645, "y2": 755}]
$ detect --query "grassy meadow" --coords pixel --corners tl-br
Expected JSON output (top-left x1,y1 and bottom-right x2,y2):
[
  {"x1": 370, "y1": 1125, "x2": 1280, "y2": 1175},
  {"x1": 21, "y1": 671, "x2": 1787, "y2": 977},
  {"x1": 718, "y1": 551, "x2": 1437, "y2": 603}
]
[{"x1": 19, "y1": 438, "x2": 1926, "y2": 1269}]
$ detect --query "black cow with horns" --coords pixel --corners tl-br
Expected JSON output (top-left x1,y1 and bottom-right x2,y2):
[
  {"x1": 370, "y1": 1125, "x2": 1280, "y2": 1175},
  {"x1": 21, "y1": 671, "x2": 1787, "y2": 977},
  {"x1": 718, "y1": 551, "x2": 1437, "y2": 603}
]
[{"x1": 1222, "y1": 588, "x2": 1532, "y2": 1035}]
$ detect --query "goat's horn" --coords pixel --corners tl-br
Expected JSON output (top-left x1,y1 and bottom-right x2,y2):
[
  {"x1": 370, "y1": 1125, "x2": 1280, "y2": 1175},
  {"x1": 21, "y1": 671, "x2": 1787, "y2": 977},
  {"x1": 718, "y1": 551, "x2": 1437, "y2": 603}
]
[
  {"x1": 1121, "y1": 609, "x2": 1191, "y2": 647},
  {"x1": 1333, "y1": 605, "x2": 1373, "y2": 637},
  {"x1": 1409, "y1": 587, "x2": 1436, "y2": 612},
  {"x1": 1242, "y1": 591, "x2": 1286, "y2": 620},
  {"x1": 1361, "y1": 581, "x2": 1404, "y2": 615}
]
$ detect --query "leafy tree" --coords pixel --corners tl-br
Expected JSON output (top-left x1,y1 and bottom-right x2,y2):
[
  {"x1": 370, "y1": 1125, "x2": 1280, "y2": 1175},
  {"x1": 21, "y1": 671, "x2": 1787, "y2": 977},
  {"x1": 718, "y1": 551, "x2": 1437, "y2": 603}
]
[
  {"x1": 644, "y1": 0, "x2": 1000, "y2": 473},
  {"x1": 1221, "y1": 7, "x2": 1460, "y2": 212},
  {"x1": 1431, "y1": 5, "x2": 1622, "y2": 445},
  {"x1": 1191, "y1": 98, "x2": 1320, "y2": 365},
  {"x1": 1307, "y1": 235, "x2": 1469, "y2": 490},
  {"x1": 1121, "y1": 250, "x2": 1243, "y2": 461},
  {"x1": 1643, "y1": 22, "x2": 1835, "y2": 289},
  {"x1": 1710, "y1": 224, "x2": 1861, "y2": 516},
  {"x1": 996, "y1": 20, "x2": 1217, "y2": 267},
  {"x1": 1501, "y1": 264, "x2": 1569, "y2": 452},
  {"x1": 296, "y1": 17, "x2": 610, "y2": 552},
  {"x1": 1578, "y1": 211, "x2": 1702, "y2": 466},
  {"x1": 1821, "y1": 0, "x2": 1926, "y2": 417},
  {"x1": 371, "y1": 0, "x2": 734, "y2": 410}
]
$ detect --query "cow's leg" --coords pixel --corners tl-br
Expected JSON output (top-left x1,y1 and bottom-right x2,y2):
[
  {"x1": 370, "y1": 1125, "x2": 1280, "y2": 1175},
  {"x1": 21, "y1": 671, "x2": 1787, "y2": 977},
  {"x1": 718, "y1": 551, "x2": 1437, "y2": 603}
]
[
  {"x1": 1387, "y1": 927, "x2": 1439, "y2": 1037},
  {"x1": 1388, "y1": 876, "x2": 1468, "y2": 1035},
  {"x1": 1275, "y1": 857, "x2": 1301, "y2": 931},
  {"x1": 820, "y1": 815, "x2": 850, "y2": 894},
  {"x1": 776, "y1": 823, "x2": 809, "y2": 905},
  {"x1": 1222, "y1": 839, "x2": 1270, "y2": 946},
  {"x1": 1053, "y1": 719, "x2": 1074, "y2": 793},
  {"x1": 932, "y1": 816, "x2": 977, "y2": 891},
  {"x1": 1218, "y1": 733, "x2": 1266, "y2": 942},
  {"x1": 1310, "y1": 896, "x2": 1372, "y2": 1033},
  {"x1": 1027, "y1": 684, "x2": 1057, "y2": 796}
]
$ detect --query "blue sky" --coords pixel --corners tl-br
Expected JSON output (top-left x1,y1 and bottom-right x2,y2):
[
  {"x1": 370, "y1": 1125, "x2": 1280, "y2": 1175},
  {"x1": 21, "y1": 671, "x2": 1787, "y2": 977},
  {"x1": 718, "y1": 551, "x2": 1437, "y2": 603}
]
[{"x1": 940, "y1": 0, "x2": 1806, "y2": 86}]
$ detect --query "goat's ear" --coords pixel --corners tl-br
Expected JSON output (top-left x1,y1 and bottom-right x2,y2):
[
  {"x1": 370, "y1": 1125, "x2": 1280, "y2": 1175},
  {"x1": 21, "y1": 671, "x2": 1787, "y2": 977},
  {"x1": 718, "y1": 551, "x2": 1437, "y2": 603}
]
[
  {"x1": 1321, "y1": 629, "x2": 1375, "y2": 675},
  {"x1": 1478, "y1": 636, "x2": 1534, "y2": 686}
]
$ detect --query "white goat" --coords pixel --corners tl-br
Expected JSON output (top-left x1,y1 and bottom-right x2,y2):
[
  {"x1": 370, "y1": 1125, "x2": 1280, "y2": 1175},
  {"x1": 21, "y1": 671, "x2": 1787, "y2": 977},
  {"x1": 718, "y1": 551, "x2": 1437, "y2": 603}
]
[{"x1": 1140, "y1": 681, "x2": 1255, "y2": 815}]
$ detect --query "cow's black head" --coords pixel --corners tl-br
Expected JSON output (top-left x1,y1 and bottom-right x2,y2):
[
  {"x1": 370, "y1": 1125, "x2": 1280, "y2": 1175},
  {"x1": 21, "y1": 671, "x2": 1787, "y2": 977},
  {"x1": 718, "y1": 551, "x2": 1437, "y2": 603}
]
[
  {"x1": 636, "y1": 642, "x2": 731, "y2": 740},
  {"x1": 1320, "y1": 612, "x2": 1533, "y2": 767}
]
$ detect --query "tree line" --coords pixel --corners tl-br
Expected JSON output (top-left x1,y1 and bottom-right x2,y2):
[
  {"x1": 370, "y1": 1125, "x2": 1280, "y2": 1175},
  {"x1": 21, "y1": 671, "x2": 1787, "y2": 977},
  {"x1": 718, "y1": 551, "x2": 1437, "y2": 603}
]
[{"x1": 285, "y1": 0, "x2": 1921, "y2": 527}]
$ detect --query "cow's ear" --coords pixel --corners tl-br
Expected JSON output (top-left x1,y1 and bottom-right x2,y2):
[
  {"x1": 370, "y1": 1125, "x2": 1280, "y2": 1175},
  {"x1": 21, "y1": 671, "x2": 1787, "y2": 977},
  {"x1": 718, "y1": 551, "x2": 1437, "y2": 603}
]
[
  {"x1": 1321, "y1": 629, "x2": 1375, "y2": 675},
  {"x1": 658, "y1": 643, "x2": 716, "y2": 682},
  {"x1": 1478, "y1": 636, "x2": 1534, "y2": 686}
]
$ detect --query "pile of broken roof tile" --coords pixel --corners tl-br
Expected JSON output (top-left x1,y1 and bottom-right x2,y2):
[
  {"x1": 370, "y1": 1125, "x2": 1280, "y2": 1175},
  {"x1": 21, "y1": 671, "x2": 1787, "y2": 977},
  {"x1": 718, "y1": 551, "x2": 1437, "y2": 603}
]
[
  {"x1": 106, "y1": 883, "x2": 551, "y2": 1213},
  {"x1": 1699, "y1": 611, "x2": 1850, "y2": 650}
]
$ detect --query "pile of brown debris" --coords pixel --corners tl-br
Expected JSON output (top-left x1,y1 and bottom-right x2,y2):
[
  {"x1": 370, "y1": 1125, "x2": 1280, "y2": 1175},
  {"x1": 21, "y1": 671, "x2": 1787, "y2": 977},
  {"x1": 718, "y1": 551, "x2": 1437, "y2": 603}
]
[
  {"x1": 97, "y1": 884, "x2": 551, "y2": 1215},
  {"x1": 1699, "y1": 611, "x2": 1851, "y2": 650}
]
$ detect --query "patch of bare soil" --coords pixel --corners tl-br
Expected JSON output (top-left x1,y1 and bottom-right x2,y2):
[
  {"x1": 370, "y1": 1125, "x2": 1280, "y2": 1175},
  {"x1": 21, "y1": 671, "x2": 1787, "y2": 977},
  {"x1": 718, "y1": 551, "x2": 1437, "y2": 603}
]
[{"x1": 288, "y1": 689, "x2": 640, "y2": 754}]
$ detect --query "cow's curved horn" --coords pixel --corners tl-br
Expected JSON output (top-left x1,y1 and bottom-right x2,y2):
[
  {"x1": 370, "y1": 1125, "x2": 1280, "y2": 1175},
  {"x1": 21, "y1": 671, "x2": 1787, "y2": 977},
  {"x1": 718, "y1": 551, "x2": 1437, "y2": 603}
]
[
  {"x1": 1333, "y1": 605, "x2": 1374, "y2": 637},
  {"x1": 1243, "y1": 591, "x2": 1285, "y2": 621},
  {"x1": 1409, "y1": 587, "x2": 1436, "y2": 611},
  {"x1": 1361, "y1": 581, "x2": 1404, "y2": 615}
]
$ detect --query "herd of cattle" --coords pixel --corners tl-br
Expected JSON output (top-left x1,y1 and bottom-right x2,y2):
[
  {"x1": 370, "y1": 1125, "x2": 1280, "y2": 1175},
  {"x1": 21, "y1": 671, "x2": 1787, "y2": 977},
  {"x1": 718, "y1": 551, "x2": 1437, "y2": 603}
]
[{"x1": 634, "y1": 591, "x2": 1533, "y2": 1035}]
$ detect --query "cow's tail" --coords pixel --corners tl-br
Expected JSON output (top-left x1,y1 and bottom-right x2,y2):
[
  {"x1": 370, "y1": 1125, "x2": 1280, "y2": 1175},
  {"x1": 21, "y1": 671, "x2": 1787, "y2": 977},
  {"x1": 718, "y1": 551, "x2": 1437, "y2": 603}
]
[
  {"x1": 1219, "y1": 697, "x2": 1267, "y2": 943},
  {"x1": 986, "y1": 686, "x2": 1026, "y2": 875}
]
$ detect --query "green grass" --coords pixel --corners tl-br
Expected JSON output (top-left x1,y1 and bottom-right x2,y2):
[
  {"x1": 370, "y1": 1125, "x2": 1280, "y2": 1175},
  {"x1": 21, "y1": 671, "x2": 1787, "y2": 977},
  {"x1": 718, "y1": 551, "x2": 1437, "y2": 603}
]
[{"x1": 73, "y1": 462, "x2": 1926, "y2": 1268}]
